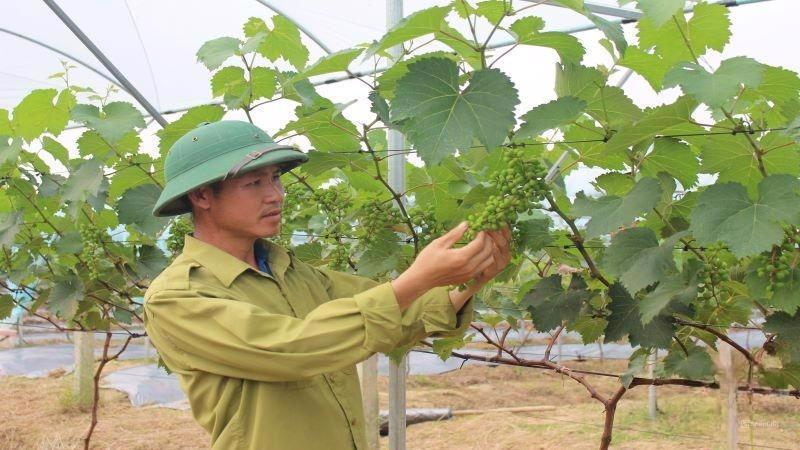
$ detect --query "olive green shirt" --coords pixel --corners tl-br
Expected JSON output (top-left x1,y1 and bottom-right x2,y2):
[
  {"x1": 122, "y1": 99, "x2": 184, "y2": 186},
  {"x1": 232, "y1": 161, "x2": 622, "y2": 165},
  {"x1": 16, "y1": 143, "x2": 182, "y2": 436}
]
[{"x1": 143, "y1": 236, "x2": 472, "y2": 449}]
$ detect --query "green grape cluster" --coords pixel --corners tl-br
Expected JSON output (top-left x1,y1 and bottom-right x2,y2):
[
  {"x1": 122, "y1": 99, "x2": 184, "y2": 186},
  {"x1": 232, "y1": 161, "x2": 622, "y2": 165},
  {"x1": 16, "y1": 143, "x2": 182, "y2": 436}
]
[
  {"x1": 409, "y1": 204, "x2": 445, "y2": 247},
  {"x1": 78, "y1": 223, "x2": 103, "y2": 279},
  {"x1": 314, "y1": 185, "x2": 354, "y2": 270},
  {"x1": 465, "y1": 147, "x2": 548, "y2": 240},
  {"x1": 697, "y1": 246, "x2": 731, "y2": 301},
  {"x1": 358, "y1": 196, "x2": 401, "y2": 242},
  {"x1": 754, "y1": 226, "x2": 798, "y2": 294},
  {"x1": 166, "y1": 217, "x2": 194, "y2": 256}
]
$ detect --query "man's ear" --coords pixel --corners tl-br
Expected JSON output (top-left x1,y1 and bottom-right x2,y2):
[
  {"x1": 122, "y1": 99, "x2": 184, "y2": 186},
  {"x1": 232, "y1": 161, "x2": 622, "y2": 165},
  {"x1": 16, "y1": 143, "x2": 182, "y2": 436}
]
[{"x1": 186, "y1": 186, "x2": 214, "y2": 213}]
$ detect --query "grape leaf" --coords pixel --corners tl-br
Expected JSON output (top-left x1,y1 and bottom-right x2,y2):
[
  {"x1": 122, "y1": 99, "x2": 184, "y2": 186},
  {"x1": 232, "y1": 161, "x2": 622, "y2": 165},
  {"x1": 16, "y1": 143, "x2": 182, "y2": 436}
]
[
  {"x1": 391, "y1": 58, "x2": 519, "y2": 165},
  {"x1": 509, "y1": 17, "x2": 585, "y2": 64},
  {"x1": 664, "y1": 57, "x2": 764, "y2": 108},
  {"x1": 376, "y1": 51, "x2": 459, "y2": 101},
  {"x1": 515, "y1": 216, "x2": 553, "y2": 252},
  {"x1": 136, "y1": 245, "x2": 169, "y2": 280},
  {"x1": 294, "y1": 48, "x2": 362, "y2": 81},
  {"x1": 61, "y1": 158, "x2": 105, "y2": 203},
  {"x1": 0, "y1": 212, "x2": 22, "y2": 248},
  {"x1": 764, "y1": 311, "x2": 800, "y2": 365},
  {"x1": 618, "y1": 45, "x2": 672, "y2": 91},
  {"x1": 116, "y1": 184, "x2": 170, "y2": 235},
  {"x1": 636, "y1": 0, "x2": 685, "y2": 27},
  {"x1": 516, "y1": 96, "x2": 586, "y2": 140},
  {"x1": 260, "y1": 15, "x2": 308, "y2": 70},
  {"x1": 639, "y1": 267, "x2": 698, "y2": 325},
  {"x1": 70, "y1": 102, "x2": 146, "y2": 144},
  {"x1": 661, "y1": 345, "x2": 715, "y2": 380},
  {"x1": 11, "y1": 89, "x2": 73, "y2": 142},
  {"x1": 690, "y1": 175, "x2": 800, "y2": 257},
  {"x1": 604, "y1": 283, "x2": 675, "y2": 349},
  {"x1": 605, "y1": 96, "x2": 697, "y2": 154},
  {"x1": 48, "y1": 274, "x2": 84, "y2": 320},
  {"x1": 602, "y1": 228, "x2": 683, "y2": 295},
  {"x1": 700, "y1": 132, "x2": 800, "y2": 196},
  {"x1": 572, "y1": 177, "x2": 662, "y2": 237},
  {"x1": 196, "y1": 37, "x2": 240, "y2": 70},
  {"x1": 640, "y1": 137, "x2": 698, "y2": 188},
  {"x1": 367, "y1": 6, "x2": 451, "y2": 57},
  {"x1": 356, "y1": 229, "x2": 402, "y2": 278},
  {"x1": 279, "y1": 106, "x2": 361, "y2": 151},
  {"x1": 521, "y1": 274, "x2": 589, "y2": 332}
]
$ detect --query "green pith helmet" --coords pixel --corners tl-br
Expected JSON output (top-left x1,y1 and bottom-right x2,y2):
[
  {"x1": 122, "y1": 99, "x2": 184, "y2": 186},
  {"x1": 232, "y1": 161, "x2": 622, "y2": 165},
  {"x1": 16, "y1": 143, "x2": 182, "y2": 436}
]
[{"x1": 152, "y1": 120, "x2": 308, "y2": 217}]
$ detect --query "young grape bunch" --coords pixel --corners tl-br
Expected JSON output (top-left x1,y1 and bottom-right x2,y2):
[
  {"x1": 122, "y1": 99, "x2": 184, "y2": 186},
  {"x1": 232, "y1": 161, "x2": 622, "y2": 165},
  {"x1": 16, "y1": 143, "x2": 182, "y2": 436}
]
[
  {"x1": 166, "y1": 217, "x2": 194, "y2": 257},
  {"x1": 358, "y1": 195, "x2": 402, "y2": 243},
  {"x1": 78, "y1": 223, "x2": 104, "y2": 279},
  {"x1": 754, "y1": 226, "x2": 798, "y2": 294},
  {"x1": 465, "y1": 147, "x2": 549, "y2": 240}
]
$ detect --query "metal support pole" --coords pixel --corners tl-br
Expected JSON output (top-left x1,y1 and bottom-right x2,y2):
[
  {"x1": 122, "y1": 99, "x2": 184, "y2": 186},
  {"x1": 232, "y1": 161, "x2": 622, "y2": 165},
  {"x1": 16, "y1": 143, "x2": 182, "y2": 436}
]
[
  {"x1": 647, "y1": 349, "x2": 658, "y2": 419},
  {"x1": 42, "y1": 0, "x2": 167, "y2": 127},
  {"x1": 73, "y1": 331, "x2": 94, "y2": 408},
  {"x1": 386, "y1": 1, "x2": 406, "y2": 449}
]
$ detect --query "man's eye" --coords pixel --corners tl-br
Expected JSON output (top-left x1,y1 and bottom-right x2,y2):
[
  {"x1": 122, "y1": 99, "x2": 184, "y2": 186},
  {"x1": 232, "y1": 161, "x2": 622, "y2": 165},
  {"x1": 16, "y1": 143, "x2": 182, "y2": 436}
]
[{"x1": 249, "y1": 179, "x2": 261, "y2": 186}]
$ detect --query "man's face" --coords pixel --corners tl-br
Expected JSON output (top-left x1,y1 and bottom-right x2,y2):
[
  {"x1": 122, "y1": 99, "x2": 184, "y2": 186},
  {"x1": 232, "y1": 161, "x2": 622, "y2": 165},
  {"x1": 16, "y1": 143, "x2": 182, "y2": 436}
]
[{"x1": 199, "y1": 165, "x2": 285, "y2": 238}]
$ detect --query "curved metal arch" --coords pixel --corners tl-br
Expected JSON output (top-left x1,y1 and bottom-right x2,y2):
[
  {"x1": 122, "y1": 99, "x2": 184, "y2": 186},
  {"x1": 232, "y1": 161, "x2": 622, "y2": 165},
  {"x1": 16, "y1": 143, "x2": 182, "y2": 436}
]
[{"x1": 0, "y1": 26, "x2": 129, "y2": 94}]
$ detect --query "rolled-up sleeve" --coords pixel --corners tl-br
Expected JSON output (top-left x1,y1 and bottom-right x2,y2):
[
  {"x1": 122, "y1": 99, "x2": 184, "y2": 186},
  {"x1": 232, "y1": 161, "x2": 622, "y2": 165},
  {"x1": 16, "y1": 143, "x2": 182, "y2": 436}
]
[{"x1": 144, "y1": 281, "x2": 404, "y2": 383}]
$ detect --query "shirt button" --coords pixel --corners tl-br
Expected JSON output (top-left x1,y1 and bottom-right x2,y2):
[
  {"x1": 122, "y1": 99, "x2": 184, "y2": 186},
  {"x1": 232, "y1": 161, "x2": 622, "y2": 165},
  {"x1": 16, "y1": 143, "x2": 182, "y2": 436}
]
[
  {"x1": 329, "y1": 374, "x2": 337, "y2": 383},
  {"x1": 350, "y1": 418, "x2": 357, "y2": 426}
]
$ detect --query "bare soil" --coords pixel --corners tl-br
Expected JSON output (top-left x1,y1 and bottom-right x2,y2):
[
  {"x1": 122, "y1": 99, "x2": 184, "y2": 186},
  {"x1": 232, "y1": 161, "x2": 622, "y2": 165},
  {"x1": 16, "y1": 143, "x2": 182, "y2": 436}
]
[{"x1": 1, "y1": 358, "x2": 799, "y2": 449}]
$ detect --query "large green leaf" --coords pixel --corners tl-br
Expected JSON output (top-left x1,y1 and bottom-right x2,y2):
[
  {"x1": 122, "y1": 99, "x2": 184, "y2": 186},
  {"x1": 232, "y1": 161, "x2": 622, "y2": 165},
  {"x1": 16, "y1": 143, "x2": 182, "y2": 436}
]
[
  {"x1": 521, "y1": 274, "x2": 589, "y2": 331},
  {"x1": 604, "y1": 96, "x2": 697, "y2": 154},
  {"x1": 48, "y1": 274, "x2": 84, "y2": 320},
  {"x1": 11, "y1": 89, "x2": 74, "y2": 142},
  {"x1": 356, "y1": 229, "x2": 402, "y2": 277},
  {"x1": 604, "y1": 283, "x2": 674, "y2": 349},
  {"x1": 279, "y1": 107, "x2": 361, "y2": 151},
  {"x1": 763, "y1": 311, "x2": 800, "y2": 365},
  {"x1": 516, "y1": 96, "x2": 586, "y2": 140},
  {"x1": 661, "y1": 345, "x2": 715, "y2": 380},
  {"x1": 70, "y1": 102, "x2": 146, "y2": 144},
  {"x1": 601, "y1": 228, "x2": 682, "y2": 294},
  {"x1": 294, "y1": 49, "x2": 362, "y2": 81},
  {"x1": 253, "y1": 15, "x2": 309, "y2": 70},
  {"x1": 690, "y1": 175, "x2": 800, "y2": 257},
  {"x1": 618, "y1": 46, "x2": 672, "y2": 91},
  {"x1": 367, "y1": 6, "x2": 451, "y2": 57},
  {"x1": 636, "y1": 0, "x2": 686, "y2": 27},
  {"x1": 639, "y1": 267, "x2": 698, "y2": 325},
  {"x1": 515, "y1": 216, "x2": 553, "y2": 253},
  {"x1": 376, "y1": 51, "x2": 459, "y2": 100},
  {"x1": 391, "y1": 58, "x2": 519, "y2": 165},
  {"x1": 664, "y1": 57, "x2": 764, "y2": 108},
  {"x1": 700, "y1": 132, "x2": 800, "y2": 196},
  {"x1": 0, "y1": 212, "x2": 22, "y2": 248},
  {"x1": 136, "y1": 245, "x2": 169, "y2": 280},
  {"x1": 572, "y1": 177, "x2": 662, "y2": 237},
  {"x1": 116, "y1": 184, "x2": 169, "y2": 235},
  {"x1": 508, "y1": 17, "x2": 585, "y2": 64},
  {"x1": 196, "y1": 37, "x2": 241, "y2": 70},
  {"x1": 640, "y1": 137, "x2": 699, "y2": 188},
  {"x1": 156, "y1": 105, "x2": 225, "y2": 154},
  {"x1": 61, "y1": 158, "x2": 105, "y2": 203}
]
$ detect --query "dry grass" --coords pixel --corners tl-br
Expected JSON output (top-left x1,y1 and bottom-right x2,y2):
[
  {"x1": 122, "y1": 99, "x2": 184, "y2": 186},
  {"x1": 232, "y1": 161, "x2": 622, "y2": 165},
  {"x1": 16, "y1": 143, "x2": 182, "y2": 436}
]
[{"x1": 1, "y1": 358, "x2": 799, "y2": 449}]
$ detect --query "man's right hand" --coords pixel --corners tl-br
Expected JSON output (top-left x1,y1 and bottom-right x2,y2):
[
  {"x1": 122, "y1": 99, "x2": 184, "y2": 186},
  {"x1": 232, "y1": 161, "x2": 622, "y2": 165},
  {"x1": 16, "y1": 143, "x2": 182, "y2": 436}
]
[{"x1": 390, "y1": 221, "x2": 500, "y2": 310}]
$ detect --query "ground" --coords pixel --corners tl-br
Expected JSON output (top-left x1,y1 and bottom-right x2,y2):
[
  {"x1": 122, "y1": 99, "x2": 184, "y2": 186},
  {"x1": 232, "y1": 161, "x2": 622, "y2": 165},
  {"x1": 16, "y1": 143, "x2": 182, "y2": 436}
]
[{"x1": 1, "y1": 357, "x2": 798, "y2": 449}]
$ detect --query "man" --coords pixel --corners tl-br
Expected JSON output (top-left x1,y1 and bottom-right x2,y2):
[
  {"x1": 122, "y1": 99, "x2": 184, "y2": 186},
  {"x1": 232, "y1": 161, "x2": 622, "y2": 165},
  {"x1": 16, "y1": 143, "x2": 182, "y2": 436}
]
[{"x1": 143, "y1": 120, "x2": 511, "y2": 449}]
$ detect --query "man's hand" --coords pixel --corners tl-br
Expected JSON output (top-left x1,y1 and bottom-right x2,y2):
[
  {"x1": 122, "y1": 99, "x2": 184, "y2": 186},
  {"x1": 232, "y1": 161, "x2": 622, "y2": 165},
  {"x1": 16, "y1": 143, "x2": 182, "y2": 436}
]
[
  {"x1": 390, "y1": 222, "x2": 511, "y2": 311},
  {"x1": 448, "y1": 226, "x2": 511, "y2": 310}
]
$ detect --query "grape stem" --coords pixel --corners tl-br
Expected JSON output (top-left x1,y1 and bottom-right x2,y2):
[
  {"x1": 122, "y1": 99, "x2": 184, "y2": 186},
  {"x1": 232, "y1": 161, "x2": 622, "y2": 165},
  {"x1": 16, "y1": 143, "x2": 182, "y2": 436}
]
[
  {"x1": 361, "y1": 125, "x2": 420, "y2": 254},
  {"x1": 543, "y1": 192, "x2": 611, "y2": 287}
]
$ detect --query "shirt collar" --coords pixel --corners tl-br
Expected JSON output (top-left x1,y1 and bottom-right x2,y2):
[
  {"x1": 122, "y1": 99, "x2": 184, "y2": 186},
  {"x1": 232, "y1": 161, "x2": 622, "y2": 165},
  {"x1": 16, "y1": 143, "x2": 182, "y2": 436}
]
[{"x1": 182, "y1": 235, "x2": 294, "y2": 287}]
